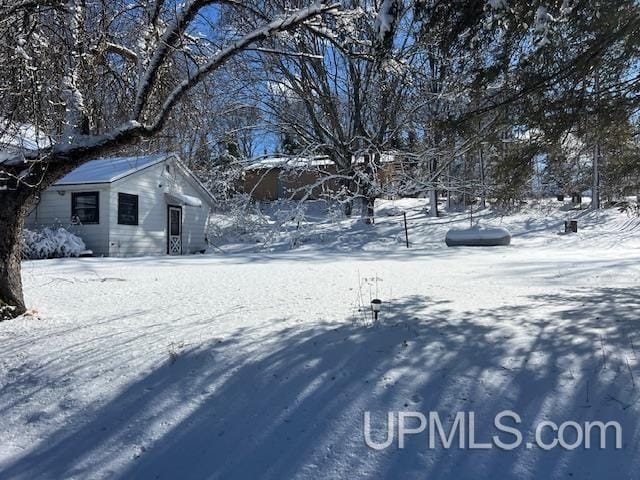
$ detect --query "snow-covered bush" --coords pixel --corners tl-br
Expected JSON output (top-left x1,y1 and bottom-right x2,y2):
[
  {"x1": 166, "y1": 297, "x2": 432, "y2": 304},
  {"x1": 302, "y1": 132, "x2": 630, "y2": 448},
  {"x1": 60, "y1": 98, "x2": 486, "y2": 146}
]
[
  {"x1": 22, "y1": 227, "x2": 86, "y2": 259},
  {"x1": 207, "y1": 194, "x2": 270, "y2": 244},
  {"x1": 617, "y1": 201, "x2": 640, "y2": 217},
  {"x1": 207, "y1": 196, "x2": 332, "y2": 250}
]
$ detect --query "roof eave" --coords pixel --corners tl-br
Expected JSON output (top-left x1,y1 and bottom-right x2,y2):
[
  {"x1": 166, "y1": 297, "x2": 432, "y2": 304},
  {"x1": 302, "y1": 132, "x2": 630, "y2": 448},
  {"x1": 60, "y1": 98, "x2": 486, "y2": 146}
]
[
  {"x1": 173, "y1": 157, "x2": 216, "y2": 208},
  {"x1": 53, "y1": 153, "x2": 171, "y2": 186}
]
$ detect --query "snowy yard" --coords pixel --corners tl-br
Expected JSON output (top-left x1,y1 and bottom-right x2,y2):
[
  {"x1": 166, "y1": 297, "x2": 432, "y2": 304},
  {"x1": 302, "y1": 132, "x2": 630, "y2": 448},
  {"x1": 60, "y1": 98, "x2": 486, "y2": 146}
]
[{"x1": 2, "y1": 200, "x2": 640, "y2": 479}]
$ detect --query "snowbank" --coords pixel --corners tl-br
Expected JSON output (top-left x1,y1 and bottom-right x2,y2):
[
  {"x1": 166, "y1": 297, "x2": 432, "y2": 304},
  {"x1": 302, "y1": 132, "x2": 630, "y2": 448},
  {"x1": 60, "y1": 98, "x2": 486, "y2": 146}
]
[
  {"x1": 22, "y1": 227, "x2": 87, "y2": 259},
  {"x1": 445, "y1": 225, "x2": 511, "y2": 247}
]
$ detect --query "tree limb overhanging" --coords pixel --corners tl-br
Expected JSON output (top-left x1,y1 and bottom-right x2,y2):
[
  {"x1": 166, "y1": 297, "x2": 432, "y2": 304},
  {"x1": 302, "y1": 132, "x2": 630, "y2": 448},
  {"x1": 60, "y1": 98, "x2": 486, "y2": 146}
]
[
  {"x1": 2, "y1": 2, "x2": 340, "y2": 173},
  {"x1": 0, "y1": 1, "x2": 340, "y2": 319}
]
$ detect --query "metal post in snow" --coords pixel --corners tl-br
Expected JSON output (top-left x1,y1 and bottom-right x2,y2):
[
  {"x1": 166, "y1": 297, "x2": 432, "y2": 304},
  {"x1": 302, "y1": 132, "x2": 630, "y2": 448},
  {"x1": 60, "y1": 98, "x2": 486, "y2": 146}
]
[{"x1": 403, "y1": 212, "x2": 409, "y2": 248}]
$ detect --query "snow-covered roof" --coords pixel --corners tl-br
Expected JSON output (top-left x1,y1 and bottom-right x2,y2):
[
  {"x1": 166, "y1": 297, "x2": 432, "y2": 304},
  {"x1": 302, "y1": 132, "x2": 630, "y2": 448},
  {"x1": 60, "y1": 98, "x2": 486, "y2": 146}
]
[
  {"x1": 511, "y1": 127, "x2": 543, "y2": 142},
  {"x1": 244, "y1": 153, "x2": 397, "y2": 171},
  {"x1": 165, "y1": 192, "x2": 203, "y2": 208},
  {"x1": 0, "y1": 121, "x2": 52, "y2": 151},
  {"x1": 245, "y1": 156, "x2": 334, "y2": 171},
  {"x1": 55, "y1": 153, "x2": 171, "y2": 185}
]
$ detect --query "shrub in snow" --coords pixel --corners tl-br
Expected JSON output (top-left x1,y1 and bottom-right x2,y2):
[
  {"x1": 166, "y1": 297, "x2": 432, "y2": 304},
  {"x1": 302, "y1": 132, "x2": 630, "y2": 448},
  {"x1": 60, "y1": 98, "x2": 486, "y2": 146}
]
[
  {"x1": 617, "y1": 202, "x2": 640, "y2": 217},
  {"x1": 208, "y1": 196, "x2": 334, "y2": 250},
  {"x1": 207, "y1": 194, "x2": 270, "y2": 243},
  {"x1": 22, "y1": 227, "x2": 86, "y2": 259}
]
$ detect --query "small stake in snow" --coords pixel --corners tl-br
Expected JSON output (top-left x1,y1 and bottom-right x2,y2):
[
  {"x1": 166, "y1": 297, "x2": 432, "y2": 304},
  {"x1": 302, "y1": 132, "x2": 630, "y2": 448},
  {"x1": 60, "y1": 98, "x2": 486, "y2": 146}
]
[
  {"x1": 403, "y1": 212, "x2": 409, "y2": 248},
  {"x1": 371, "y1": 299, "x2": 382, "y2": 322}
]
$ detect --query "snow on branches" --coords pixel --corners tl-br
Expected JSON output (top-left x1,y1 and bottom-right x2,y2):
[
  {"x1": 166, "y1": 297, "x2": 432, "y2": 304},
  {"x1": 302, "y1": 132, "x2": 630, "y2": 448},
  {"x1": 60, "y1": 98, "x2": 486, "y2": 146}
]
[
  {"x1": 375, "y1": 0, "x2": 401, "y2": 46},
  {"x1": 0, "y1": 1, "x2": 340, "y2": 175}
]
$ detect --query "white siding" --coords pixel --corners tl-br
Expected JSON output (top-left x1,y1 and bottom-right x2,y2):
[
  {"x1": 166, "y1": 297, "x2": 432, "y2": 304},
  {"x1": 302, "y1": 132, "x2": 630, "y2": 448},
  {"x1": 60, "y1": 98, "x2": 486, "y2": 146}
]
[
  {"x1": 25, "y1": 157, "x2": 212, "y2": 257},
  {"x1": 108, "y1": 159, "x2": 211, "y2": 256},
  {"x1": 108, "y1": 162, "x2": 168, "y2": 256},
  {"x1": 172, "y1": 167, "x2": 210, "y2": 254},
  {"x1": 25, "y1": 184, "x2": 111, "y2": 255}
]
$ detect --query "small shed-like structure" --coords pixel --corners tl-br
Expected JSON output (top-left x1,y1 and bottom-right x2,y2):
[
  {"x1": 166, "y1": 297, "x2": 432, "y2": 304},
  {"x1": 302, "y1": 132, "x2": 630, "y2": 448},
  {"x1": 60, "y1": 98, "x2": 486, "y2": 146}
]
[
  {"x1": 25, "y1": 153, "x2": 215, "y2": 256},
  {"x1": 243, "y1": 154, "x2": 406, "y2": 202},
  {"x1": 243, "y1": 156, "x2": 338, "y2": 201}
]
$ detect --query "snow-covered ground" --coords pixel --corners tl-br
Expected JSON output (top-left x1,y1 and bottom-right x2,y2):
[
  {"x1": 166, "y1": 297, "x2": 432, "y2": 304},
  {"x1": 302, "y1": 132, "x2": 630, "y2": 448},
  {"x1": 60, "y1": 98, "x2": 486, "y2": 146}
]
[{"x1": 2, "y1": 199, "x2": 640, "y2": 479}]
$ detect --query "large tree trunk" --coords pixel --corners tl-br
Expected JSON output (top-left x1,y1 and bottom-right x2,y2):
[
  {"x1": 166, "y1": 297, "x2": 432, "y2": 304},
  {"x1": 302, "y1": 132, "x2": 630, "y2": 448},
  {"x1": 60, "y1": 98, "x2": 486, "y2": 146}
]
[
  {"x1": 0, "y1": 192, "x2": 29, "y2": 320},
  {"x1": 337, "y1": 164, "x2": 355, "y2": 217},
  {"x1": 446, "y1": 148, "x2": 453, "y2": 211},
  {"x1": 479, "y1": 147, "x2": 487, "y2": 209},
  {"x1": 340, "y1": 178, "x2": 353, "y2": 217},
  {"x1": 343, "y1": 199, "x2": 353, "y2": 217},
  {"x1": 428, "y1": 157, "x2": 439, "y2": 218},
  {"x1": 428, "y1": 188, "x2": 438, "y2": 217},
  {"x1": 362, "y1": 196, "x2": 375, "y2": 224},
  {"x1": 361, "y1": 161, "x2": 376, "y2": 224}
]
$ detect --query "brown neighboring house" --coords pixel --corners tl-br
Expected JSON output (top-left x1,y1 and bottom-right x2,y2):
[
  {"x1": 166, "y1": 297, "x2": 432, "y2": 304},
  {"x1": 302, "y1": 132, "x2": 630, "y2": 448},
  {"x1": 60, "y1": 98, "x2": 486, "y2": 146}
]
[{"x1": 243, "y1": 154, "x2": 408, "y2": 201}]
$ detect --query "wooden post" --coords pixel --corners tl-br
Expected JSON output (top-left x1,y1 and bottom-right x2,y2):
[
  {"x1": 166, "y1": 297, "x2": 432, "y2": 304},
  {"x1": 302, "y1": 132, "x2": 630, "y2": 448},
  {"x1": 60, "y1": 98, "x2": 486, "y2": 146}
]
[{"x1": 403, "y1": 212, "x2": 409, "y2": 248}]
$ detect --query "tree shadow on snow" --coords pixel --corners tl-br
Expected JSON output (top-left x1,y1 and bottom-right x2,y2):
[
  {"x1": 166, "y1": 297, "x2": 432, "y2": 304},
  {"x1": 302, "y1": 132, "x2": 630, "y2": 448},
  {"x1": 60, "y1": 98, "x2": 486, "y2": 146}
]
[{"x1": 2, "y1": 289, "x2": 640, "y2": 479}]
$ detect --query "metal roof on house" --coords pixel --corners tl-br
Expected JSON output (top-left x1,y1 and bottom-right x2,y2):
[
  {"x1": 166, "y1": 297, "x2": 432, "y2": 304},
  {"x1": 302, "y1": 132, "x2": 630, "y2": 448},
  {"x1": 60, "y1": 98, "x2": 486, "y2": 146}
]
[{"x1": 54, "y1": 153, "x2": 171, "y2": 185}]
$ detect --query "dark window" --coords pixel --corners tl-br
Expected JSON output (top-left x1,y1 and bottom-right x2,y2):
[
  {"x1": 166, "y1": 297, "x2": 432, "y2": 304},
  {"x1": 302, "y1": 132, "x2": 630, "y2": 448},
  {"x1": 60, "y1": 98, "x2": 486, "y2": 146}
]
[
  {"x1": 71, "y1": 192, "x2": 99, "y2": 224},
  {"x1": 170, "y1": 208, "x2": 180, "y2": 235},
  {"x1": 118, "y1": 193, "x2": 139, "y2": 225}
]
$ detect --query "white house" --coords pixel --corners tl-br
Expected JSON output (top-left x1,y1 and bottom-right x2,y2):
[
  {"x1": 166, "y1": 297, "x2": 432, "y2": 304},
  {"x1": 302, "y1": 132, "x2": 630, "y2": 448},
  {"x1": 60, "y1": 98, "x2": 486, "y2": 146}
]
[{"x1": 25, "y1": 153, "x2": 215, "y2": 256}]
